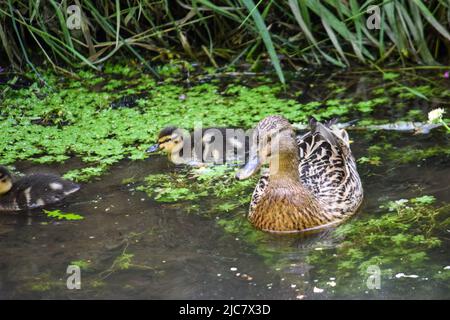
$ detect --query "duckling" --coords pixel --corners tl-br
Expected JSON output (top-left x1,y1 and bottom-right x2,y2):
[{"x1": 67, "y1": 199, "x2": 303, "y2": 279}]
[
  {"x1": 147, "y1": 126, "x2": 250, "y2": 166},
  {"x1": 236, "y1": 115, "x2": 363, "y2": 233},
  {"x1": 0, "y1": 166, "x2": 80, "y2": 212}
]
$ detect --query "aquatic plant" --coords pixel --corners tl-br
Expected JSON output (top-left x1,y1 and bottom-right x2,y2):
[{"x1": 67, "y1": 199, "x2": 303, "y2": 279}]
[
  {"x1": 361, "y1": 141, "x2": 450, "y2": 166},
  {"x1": 43, "y1": 209, "x2": 84, "y2": 221},
  {"x1": 136, "y1": 166, "x2": 255, "y2": 213},
  {"x1": 135, "y1": 163, "x2": 447, "y2": 291},
  {"x1": 305, "y1": 196, "x2": 450, "y2": 291},
  {"x1": 138, "y1": 165, "x2": 299, "y2": 271},
  {"x1": 1, "y1": 65, "x2": 449, "y2": 182},
  {"x1": 100, "y1": 235, "x2": 157, "y2": 280},
  {"x1": 70, "y1": 260, "x2": 91, "y2": 270},
  {"x1": 156, "y1": 160, "x2": 450, "y2": 295},
  {"x1": 1, "y1": 1, "x2": 450, "y2": 83},
  {"x1": 30, "y1": 281, "x2": 52, "y2": 292}
]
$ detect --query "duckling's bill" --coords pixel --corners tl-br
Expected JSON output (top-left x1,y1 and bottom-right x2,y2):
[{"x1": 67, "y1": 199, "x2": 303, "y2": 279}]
[{"x1": 147, "y1": 144, "x2": 160, "y2": 153}]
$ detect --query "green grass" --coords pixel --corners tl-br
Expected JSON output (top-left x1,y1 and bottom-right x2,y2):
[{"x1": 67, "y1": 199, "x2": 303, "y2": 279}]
[{"x1": 1, "y1": 1, "x2": 450, "y2": 83}]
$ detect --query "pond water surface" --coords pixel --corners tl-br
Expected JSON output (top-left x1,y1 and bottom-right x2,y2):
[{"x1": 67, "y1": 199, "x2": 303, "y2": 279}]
[
  {"x1": 0, "y1": 68, "x2": 449, "y2": 299},
  {"x1": 0, "y1": 130, "x2": 448, "y2": 299}
]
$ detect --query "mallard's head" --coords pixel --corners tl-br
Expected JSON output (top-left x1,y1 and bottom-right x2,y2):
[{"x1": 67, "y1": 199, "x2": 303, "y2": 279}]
[
  {"x1": 147, "y1": 126, "x2": 184, "y2": 155},
  {"x1": 0, "y1": 166, "x2": 13, "y2": 195},
  {"x1": 236, "y1": 115, "x2": 298, "y2": 180}
]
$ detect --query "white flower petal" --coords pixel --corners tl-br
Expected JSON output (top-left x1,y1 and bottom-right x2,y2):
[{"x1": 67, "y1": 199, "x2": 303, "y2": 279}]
[{"x1": 428, "y1": 108, "x2": 445, "y2": 123}]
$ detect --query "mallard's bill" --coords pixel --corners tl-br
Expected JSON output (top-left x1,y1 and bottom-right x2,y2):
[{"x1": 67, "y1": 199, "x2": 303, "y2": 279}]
[{"x1": 236, "y1": 155, "x2": 261, "y2": 180}]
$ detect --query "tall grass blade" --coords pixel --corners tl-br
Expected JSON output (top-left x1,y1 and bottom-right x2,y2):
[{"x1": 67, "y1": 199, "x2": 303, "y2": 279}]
[
  {"x1": 288, "y1": 0, "x2": 346, "y2": 67},
  {"x1": 242, "y1": 0, "x2": 285, "y2": 84},
  {"x1": 412, "y1": 0, "x2": 450, "y2": 41},
  {"x1": 305, "y1": 0, "x2": 365, "y2": 62}
]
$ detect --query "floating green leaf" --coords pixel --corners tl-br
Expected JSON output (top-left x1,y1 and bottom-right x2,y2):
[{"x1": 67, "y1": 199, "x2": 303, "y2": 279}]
[{"x1": 43, "y1": 209, "x2": 84, "y2": 221}]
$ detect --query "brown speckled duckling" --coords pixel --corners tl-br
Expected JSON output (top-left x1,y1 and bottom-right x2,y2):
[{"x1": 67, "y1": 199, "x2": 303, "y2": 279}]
[
  {"x1": 147, "y1": 126, "x2": 250, "y2": 165},
  {"x1": 0, "y1": 166, "x2": 80, "y2": 211},
  {"x1": 236, "y1": 115, "x2": 363, "y2": 233}
]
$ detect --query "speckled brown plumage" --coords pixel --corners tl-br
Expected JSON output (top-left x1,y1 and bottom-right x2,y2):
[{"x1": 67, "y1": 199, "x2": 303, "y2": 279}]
[{"x1": 238, "y1": 115, "x2": 363, "y2": 233}]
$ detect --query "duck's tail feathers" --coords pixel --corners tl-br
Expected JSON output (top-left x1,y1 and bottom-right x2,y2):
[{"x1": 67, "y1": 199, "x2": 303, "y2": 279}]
[
  {"x1": 309, "y1": 118, "x2": 351, "y2": 156},
  {"x1": 310, "y1": 118, "x2": 338, "y2": 145},
  {"x1": 324, "y1": 117, "x2": 339, "y2": 128}
]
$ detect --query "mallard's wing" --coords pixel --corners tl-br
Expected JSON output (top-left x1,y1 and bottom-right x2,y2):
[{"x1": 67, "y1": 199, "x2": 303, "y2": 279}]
[{"x1": 297, "y1": 120, "x2": 362, "y2": 218}]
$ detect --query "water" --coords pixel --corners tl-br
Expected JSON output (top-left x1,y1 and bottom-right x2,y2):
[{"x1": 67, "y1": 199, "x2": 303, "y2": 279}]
[
  {"x1": 1, "y1": 69, "x2": 449, "y2": 299},
  {"x1": 0, "y1": 130, "x2": 448, "y2": 299}
]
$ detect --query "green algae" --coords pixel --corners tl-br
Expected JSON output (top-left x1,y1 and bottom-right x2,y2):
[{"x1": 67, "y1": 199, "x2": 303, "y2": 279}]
[
  {"x1": 30, "y1": 281, "x2": 53, "y2": 292},
  {"x1": 357, "y1": 156, "x2": 382, "y2": 166},
  {"x1": 101, "y1": 244, "x2": 157, "y2": 279},
  {"x1": 363, "y1": 142, "x2": 450, "y2": 165},
  {"x1": 1, "y1": 65, "x2": 448, "y2": 299},
  {"x1": 1, "y1": 65, "x2": 448, "y2": 182},
  {"x1": 114, "y1": 253, "x2": 134, "y2": 270},
  {"x1": 43, "y1": 209, "x2": 84, "y2": 221},
  {"x1": 136, "y1": 166, "x2": 255, "y2": 212},
  {"x1": 213, "y1": 194, "x2": 450, "y2": 296},
  {"x1": 134, "y1": 166, "x2": 283, "y2": 269},
  {"x1": 22, "y1": 273, "x2": 60, "y2": 293},
  {"x1": 70, "y1": 259, "x2": 92, "y2": 270},
  {"x1": 135, "y1": 159, "x2": 449, "y2": 294},
  {"x1": 305, "y1": 197, "x2": 450, "y2": 293}
]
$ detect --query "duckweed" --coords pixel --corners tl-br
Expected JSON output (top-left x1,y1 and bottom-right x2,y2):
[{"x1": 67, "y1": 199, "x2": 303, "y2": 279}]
[
  {"x1": 43, "y1": 209, "x2": 84, "y2": 221},
  {"x1": 136, "y1": 166, "x2": 255, "y2": 211},
  {"x1": 211, "y1": 195, "x2": 450, "y2": 295},
  {"x1": 363, "y1": 142, "x2": 450, "y2": 165},
  {"x1": 2, "y1": 64, "x2": 448, "y2": 182},
  {"x1": 139, "y1": 150, "x2": 448, "y2": 290},
  {"x1": 1, "y1": 63, "x2": 449, "y2": 299},
  {"x1": 305, "y1": 197, "x2": 450, "y2": 292}
]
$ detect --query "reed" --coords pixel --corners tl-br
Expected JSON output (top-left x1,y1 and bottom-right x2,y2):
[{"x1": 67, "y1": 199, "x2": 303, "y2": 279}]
[{"x1": 0, "y1": 0, "x2": 449, "y2": 82}]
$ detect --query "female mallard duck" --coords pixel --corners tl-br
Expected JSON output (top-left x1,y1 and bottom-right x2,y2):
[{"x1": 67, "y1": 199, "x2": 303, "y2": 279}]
[
  {"x1": 147, "y1": 126, "x2": 249, "y2": 166},
  {"x1": 236, "y1": 115, "x2": 363, "y2": 233},
  {"x1": 0, "y1": 166, "x2": 80, "y2": 211}
]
